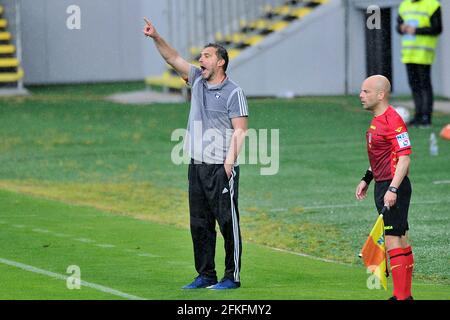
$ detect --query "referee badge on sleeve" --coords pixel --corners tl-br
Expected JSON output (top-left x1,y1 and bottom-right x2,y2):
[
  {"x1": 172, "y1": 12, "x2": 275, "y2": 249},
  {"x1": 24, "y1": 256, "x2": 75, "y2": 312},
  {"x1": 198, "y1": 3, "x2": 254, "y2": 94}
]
[{"x1": 396, "y1": 132, "x2": 411, "y2": 148}]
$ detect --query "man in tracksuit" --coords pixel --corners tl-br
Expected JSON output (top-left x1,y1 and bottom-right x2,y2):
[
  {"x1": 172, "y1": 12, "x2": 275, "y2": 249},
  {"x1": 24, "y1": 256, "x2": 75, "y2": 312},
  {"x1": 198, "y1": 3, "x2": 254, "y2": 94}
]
[{"x1": 143, "y1": 18, "x2": 248, "y2": 290}]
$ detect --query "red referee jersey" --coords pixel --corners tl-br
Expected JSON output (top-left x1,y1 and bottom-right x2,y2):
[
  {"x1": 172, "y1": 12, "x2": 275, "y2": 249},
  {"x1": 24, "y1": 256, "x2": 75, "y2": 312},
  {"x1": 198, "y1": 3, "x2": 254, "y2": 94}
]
[{"x1": 366, "y1": 106, "x2": 412, "y2": 182}]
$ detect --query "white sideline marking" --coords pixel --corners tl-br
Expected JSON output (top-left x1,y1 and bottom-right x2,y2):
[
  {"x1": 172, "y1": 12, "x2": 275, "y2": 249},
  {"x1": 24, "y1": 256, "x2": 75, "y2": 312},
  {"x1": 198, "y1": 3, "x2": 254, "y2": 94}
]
[
  {"x1": 266, "y1": 246, "x2": 352, "y2": 267},
  {"x1": 54, "y1": 233, "x2": 70, "y2": 238},
  {"x1": 32, "y1": 228, "x2": 50, "y2": 233},
  {"x1": 137, "y1": 253, "x2": 158, "y2": 258},
  {"x1": 433, "y1": 180, "x2": 450, "y2": 185},
  {"x1": 74, "y1": 238, "x2": 95, "y2": 243},
  {"x1": 270, "y1": 208, "x2": 288, "y2": 212},
  {"x1": 298, "y1": 199, "x2": 450, "y2": 211},
  {"x1": 0, "y1": 257, "x2": 146, "y2": 300},
  {"x1": 96, "y1": 244, "x2": 116, "y2": 248}
]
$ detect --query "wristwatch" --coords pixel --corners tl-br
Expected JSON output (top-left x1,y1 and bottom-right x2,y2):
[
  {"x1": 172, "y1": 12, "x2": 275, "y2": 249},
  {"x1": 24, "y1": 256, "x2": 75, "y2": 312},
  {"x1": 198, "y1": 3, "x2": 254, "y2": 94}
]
[{"x1": 388, "y1": 186, "x2": 398, "y2": 194}]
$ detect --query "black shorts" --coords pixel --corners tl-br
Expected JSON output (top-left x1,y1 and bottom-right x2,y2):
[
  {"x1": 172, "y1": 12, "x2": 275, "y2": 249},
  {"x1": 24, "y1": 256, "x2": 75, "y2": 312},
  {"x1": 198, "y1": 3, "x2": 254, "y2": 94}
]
[{"x1": 374, "y1": 176, "x2": 412, "y2": 236}]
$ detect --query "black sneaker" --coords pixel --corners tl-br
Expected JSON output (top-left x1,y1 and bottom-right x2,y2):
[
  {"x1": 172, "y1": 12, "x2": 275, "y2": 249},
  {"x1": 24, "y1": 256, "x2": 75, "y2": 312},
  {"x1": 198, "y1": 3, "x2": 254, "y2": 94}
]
[
  {"x1": 418, "y1": 115, "x2": 432, "y2": 128},
  {"x1": 408, "y1": 118, "x2": 421, "y2": 127}
]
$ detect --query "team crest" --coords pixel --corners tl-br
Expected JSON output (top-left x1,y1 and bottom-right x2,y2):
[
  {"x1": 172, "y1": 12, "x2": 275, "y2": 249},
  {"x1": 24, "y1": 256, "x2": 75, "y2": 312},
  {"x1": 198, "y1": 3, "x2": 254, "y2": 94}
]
[{"x1": 215, "y1": 92, "x2": 221, "y2": 99}]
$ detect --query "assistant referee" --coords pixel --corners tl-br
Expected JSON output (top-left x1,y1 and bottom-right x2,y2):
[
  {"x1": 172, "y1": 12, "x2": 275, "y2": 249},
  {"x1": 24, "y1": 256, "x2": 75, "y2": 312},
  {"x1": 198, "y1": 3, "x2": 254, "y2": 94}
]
[{"x1": 355, "y1": 75, "x2": 414, "y2": 300}]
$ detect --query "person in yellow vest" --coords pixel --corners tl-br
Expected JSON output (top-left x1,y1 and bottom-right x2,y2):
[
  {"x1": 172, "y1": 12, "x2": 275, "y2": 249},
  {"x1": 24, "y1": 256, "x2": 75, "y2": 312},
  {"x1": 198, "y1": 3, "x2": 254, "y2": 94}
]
[{"x1": 397, "y1": 0, "x2": 443, "y2": 127}]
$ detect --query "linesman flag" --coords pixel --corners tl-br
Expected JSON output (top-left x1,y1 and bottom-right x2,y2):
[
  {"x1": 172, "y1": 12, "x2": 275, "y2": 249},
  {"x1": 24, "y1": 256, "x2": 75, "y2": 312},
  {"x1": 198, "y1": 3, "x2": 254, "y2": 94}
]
[{"x1": 359, "y1": 206, "x2": 388, "y2": 290}]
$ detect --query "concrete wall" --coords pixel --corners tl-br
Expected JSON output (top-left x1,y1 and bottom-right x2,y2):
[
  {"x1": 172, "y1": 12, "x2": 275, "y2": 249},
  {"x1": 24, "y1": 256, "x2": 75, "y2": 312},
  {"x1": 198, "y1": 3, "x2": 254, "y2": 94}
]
[
  {"x1": 19, "y1": 0, "x2": 169, "y2": 84},
  {"x1": 350, "y1": 0, "x2": 448, "y2": 97},
  {"x1": 16, "y1": 0, "x2": 450, "y2": 98},
  {"x1": 229, "y1": 0, "x2": 346, "y2": 96},
  {"x1": 440, "y1": 3, "x2": 450, "y2": 98}
]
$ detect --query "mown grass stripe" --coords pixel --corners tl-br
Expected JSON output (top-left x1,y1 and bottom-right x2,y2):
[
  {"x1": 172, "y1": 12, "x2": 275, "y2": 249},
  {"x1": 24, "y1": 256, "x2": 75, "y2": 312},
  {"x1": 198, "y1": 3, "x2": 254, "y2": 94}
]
[{"x1": 0, "y1": 257, "x2": 146, "y2": 300}]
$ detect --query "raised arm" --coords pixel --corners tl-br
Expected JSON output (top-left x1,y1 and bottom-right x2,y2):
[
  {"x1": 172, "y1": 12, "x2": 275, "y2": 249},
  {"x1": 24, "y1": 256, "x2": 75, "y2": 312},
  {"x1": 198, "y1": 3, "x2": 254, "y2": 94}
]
[{"x1": 143, "y1": 17, "x2": 190, "y2": 80}]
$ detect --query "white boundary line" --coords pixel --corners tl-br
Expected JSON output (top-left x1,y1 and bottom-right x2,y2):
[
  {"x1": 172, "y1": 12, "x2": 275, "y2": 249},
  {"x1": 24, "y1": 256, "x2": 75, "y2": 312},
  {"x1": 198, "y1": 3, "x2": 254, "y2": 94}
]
[
  {"x1": 433, "y1": 180, "x2": 450, "y2": 185},
  {"x1": 265, "y1": 246, "x2": 353, "y2": 267},
  {"x1": 267, "y1": 198, "x2": 450, "y2": 212},
  {"x1": 0, "y1": 257, "x2": 146, "y2": 300}
]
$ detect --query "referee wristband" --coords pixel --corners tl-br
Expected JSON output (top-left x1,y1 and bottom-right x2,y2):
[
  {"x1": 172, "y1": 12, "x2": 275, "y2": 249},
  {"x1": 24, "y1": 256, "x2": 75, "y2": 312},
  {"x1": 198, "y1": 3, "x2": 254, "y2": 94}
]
[{"x1": 361, "y1": 170, "x2": 373, "y2": 185}]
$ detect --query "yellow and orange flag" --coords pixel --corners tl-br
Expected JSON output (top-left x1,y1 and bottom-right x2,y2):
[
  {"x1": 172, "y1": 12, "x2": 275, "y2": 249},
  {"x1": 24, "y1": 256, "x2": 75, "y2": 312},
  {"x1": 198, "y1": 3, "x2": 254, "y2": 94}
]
[{"x1": 359, "y1": 210, "x2": 388, "y2": 290}]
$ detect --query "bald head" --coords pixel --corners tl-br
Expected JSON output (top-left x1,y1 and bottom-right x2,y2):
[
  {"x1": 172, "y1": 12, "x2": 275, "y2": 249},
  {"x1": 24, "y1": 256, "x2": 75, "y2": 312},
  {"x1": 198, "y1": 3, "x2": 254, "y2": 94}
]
[
  {"x1": 360, "y1": 75, "x2": 391, "y2": 113},
  {"x1": 365, "y1": 75, "x2": 391, "y2": 99}
]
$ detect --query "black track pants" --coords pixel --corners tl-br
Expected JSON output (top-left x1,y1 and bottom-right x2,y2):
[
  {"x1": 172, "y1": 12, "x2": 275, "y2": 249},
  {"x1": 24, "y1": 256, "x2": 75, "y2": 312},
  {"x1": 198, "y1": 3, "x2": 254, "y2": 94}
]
[
  {"x1": 406, "y1": 63, "x2": 433, "y2": 121},
  {"x1": 188, "y1": 162, "x2": 242, "y2": 282}
]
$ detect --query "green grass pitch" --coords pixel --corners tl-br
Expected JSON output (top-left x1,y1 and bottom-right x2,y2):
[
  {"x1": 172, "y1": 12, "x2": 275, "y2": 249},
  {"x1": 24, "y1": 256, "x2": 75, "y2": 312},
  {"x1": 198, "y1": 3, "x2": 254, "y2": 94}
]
[{"x1": 0, "y1": 83, "x2": 449, "y2": 299}]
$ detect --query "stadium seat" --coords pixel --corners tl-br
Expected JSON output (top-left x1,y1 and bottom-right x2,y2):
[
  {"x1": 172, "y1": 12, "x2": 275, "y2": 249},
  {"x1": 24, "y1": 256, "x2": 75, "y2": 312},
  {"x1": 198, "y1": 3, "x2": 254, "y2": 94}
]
[
  {"x1": 0, "y1": 44, "x2": 15, "y2": 54},
  {"x1": 0, "y1": 31, "x2": 11, "y2": 41},
  {"x1": 0, "y1": 58, "x2": 19, "y2": 67},
  {"x1": 289, "y1": 7, "x2": 313, "y2": 19},
  {"x1": 145, "y1": 0, "x2": 329, "y2": 93},
  {"x1": 0, "y1": 67, "x2": 24, "y2": 82},
  {"x1": 0, "y1": 5, "x2": 25, "y2": 87}
]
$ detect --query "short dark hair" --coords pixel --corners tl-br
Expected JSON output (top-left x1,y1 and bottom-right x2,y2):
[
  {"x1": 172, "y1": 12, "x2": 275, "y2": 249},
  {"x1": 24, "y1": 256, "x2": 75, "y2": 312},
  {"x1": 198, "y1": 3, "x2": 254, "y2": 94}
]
[{"x1": 204, "y1": 43, "x2": 229, "y2": 72}]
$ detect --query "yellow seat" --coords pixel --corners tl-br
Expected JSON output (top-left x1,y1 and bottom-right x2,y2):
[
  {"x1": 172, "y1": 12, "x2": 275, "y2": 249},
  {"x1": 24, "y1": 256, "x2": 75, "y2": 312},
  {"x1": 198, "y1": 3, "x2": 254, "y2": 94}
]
[
  {"x1": 231, "y1": 33, "x2": 246, "y2": 44},
  {"x1": 0, "y1": 19, "x2": 7, "y2": 28},
  {"x1": 189, "y1": 47, "x2": 201, "y2": 57},
  {"x1": 227, "y1": 48, "x2": 241, "y2": 60},
  {"x1": 145, "y1": 71, "x2": 186, "y2": 90},
  {"x1": 0, "y1": 58, "x2": 19, "y2": 67},
  {"x1": 0, "y1": 44, "x2": 15, "y2": 54},
  {"x1": 290, "y1": 7, "x2": 313, "y2": 18},
  {"x1": 249, "y1": 19, "x2": 271, "y2": 30},
  {"x1": 244, "y1": 35, "x2": 264, "y2": 46},
  {"x1": 215, "y1": 32, "x2": 224, "y2": 42},
  {"x1": 0, "y1": 67, "x2": 24, "y2": 83},
  {"x1": 190, "y1": 60, "x2": 200, "y2": 67},
  {"x1": 273, "y1": 5, "x2": 291, "y2": 16},
  {"x1": 270, "y1": 21, "x2": 289, "y2": 31},
  {"x1": 224, "y1": 34, "x2": 233, "y2": 43},
  {"x1": 0, "y1": 32, "x2": 11, "y2": 41},
  {"x1": 0, "y1": 5, "x2": 4, "y2": 15}
]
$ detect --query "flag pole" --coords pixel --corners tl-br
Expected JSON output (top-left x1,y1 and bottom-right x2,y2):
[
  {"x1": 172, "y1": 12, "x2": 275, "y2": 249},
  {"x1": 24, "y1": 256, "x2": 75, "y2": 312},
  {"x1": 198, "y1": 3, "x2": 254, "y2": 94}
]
[{"x1": 381, "y1": 205, "x2": 389, "y2": 278}]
